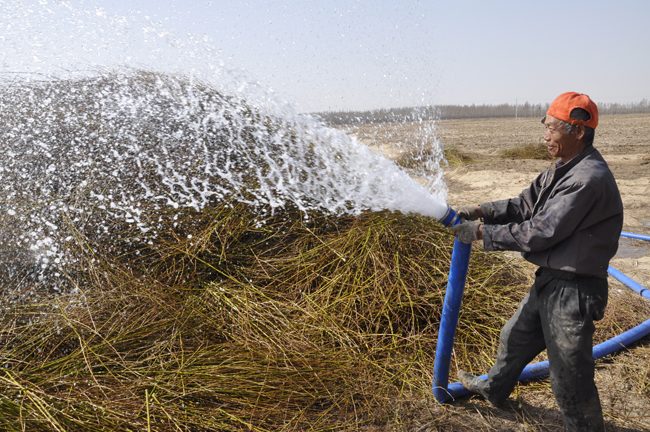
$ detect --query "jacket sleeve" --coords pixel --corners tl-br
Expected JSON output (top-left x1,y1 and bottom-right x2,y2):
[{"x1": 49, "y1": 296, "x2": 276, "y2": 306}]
[
  {"x1": 480, "y1": 171, "x2": 546, "y2": 225},
  {"x1": 482, "y1": 180, "x2": 597, "y2": 253}
]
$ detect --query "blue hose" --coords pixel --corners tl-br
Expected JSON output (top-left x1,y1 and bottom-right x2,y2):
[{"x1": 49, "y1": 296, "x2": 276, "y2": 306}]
[
  {"x1": 608, "y1": 266, "x2": 650, "y2": 300},
  {"x1": 621, "y1": 231, "x2": 650, "y2": 242},
  {"x1": 446, "y1": 316, "x2": 650, "y2": 399},
  {"x1": 432, "y1": 208, "x2": 472, "y2": 402},
  {"x1": 434, "y1": 230, "x2": 650, "y2": 402}
]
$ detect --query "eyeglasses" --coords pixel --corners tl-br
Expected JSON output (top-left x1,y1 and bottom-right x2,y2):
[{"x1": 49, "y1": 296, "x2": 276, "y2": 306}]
[{"x1": 543, "y1": 123, "x2": 563, "y2": 134}]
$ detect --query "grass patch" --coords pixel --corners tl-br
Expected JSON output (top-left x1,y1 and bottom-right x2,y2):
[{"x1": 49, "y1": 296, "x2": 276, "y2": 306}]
[
  {"x1": 395, "y1": 146, "x2": 471, "y2": 170},
  {"x1": 500, "y1": 142, "x2": 555, "y2": 160},
  {"x1": 444, "y1": 146, "x2": 473, "y2": 166}
]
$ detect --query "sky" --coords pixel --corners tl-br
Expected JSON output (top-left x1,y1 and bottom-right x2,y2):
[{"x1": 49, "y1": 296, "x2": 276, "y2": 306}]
[{"x1": 2, "y1": 0, "x2": 650, "y2": 113}]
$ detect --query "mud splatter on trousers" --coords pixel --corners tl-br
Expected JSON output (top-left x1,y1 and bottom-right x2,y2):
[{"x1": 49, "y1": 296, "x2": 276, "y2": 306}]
[{"x1": 478, "y1": 267, "x2": 607, "y2": 432}]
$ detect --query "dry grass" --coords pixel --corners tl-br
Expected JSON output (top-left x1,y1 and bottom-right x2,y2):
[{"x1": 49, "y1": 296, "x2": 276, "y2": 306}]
[
  {"x1": 0, "y1": 203, "x2": 531, "y2": 431},
  {"x1": 396, "y1": 146, "x2": 471, "y2": 170},
  {"x1": 0, "y1": 203, "x2": 647, "y2": 430},
  {"x1": 443, "y1": 146, "x2": 473, "y2": 167},
  {"x1": 499, "y1": 143, "x2": 555, "y2": 161}
]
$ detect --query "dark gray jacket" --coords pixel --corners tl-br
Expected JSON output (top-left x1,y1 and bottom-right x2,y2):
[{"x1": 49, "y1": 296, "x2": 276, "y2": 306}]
[{"x1": 481, "y1": 146, "x2": 623, "y2": 278}]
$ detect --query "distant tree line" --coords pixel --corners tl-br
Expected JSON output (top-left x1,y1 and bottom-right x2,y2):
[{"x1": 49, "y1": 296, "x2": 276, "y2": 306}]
[{"x1": 314, "y1": 99, "x2": 650, "y2": 125}]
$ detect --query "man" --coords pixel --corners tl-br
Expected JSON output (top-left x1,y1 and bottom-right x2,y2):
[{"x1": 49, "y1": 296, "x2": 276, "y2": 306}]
[{"x1": 451, "y1": 92, "x2": 623, "y2": 431}]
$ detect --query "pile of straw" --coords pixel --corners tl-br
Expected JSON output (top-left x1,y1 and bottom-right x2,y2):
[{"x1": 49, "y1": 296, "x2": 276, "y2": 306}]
[
  {"x1": 0, "y1": 204, "x2": 530, "y2": 430},
  {"x1": 2, "y1": 205, "x2": 645, "y2": 430}
]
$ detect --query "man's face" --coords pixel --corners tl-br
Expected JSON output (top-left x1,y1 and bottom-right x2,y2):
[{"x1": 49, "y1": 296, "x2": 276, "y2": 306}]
[{"x1": 543, "y1": 115, "x2": 584, "y2": 163}]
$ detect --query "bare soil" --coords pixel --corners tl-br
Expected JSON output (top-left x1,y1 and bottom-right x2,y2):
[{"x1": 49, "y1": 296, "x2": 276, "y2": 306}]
[{"x1": 344, "y1": 113, "x2": 650, "y2": 431}]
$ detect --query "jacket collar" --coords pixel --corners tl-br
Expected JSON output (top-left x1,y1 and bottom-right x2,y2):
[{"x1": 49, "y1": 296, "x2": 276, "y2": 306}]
[{"x1": 554, "y1": 145, "x2": 597, "y2": 175}]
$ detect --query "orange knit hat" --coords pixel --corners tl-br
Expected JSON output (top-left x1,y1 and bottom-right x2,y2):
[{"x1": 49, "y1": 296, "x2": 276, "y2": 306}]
[{"x1": 546, "y1": 92, "x2": 599, "y2": 129}]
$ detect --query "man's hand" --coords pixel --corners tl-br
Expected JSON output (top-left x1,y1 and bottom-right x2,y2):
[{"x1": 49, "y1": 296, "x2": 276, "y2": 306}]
[
  {"x1": 455, "y1": 205, "x2": 482, "y2": 221},
  {"x1": 452, "y1": 220, "x2": 482, "y2": 244}
]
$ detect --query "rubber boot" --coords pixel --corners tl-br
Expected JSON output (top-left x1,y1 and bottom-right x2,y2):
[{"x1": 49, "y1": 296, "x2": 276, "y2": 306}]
[{"x1": 458, "y1": 370, "x2": 504, "y2": 407}]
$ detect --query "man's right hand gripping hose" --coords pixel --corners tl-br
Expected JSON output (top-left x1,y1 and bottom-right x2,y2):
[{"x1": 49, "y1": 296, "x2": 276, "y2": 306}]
[{"x1": 455, "y1": 205, "x2": 481, "y2": 221}]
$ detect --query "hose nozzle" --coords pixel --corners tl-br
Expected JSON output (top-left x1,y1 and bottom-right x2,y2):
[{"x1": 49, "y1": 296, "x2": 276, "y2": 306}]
[{"x1": 438, "y1": 204, "x2": 460, "y2": 227}]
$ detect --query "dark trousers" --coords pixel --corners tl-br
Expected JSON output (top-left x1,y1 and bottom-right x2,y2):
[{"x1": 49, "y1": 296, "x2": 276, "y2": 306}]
[{"x1": 480, "y1": 267, "x2": 608, "y2": 431}]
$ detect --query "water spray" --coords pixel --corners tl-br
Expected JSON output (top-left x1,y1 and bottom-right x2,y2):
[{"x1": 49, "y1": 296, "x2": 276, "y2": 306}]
[
  {"x1": 0, "y1": 1, "x2": 470, "y2": 401},
  {"x1": 1, "y1": 3, "x2": 450, "y2": 290}
]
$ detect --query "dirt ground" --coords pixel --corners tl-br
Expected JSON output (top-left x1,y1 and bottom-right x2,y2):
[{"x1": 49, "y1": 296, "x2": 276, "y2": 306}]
[{"x1": 345, "y1": 113, "x2": 650, "y2": 431}]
